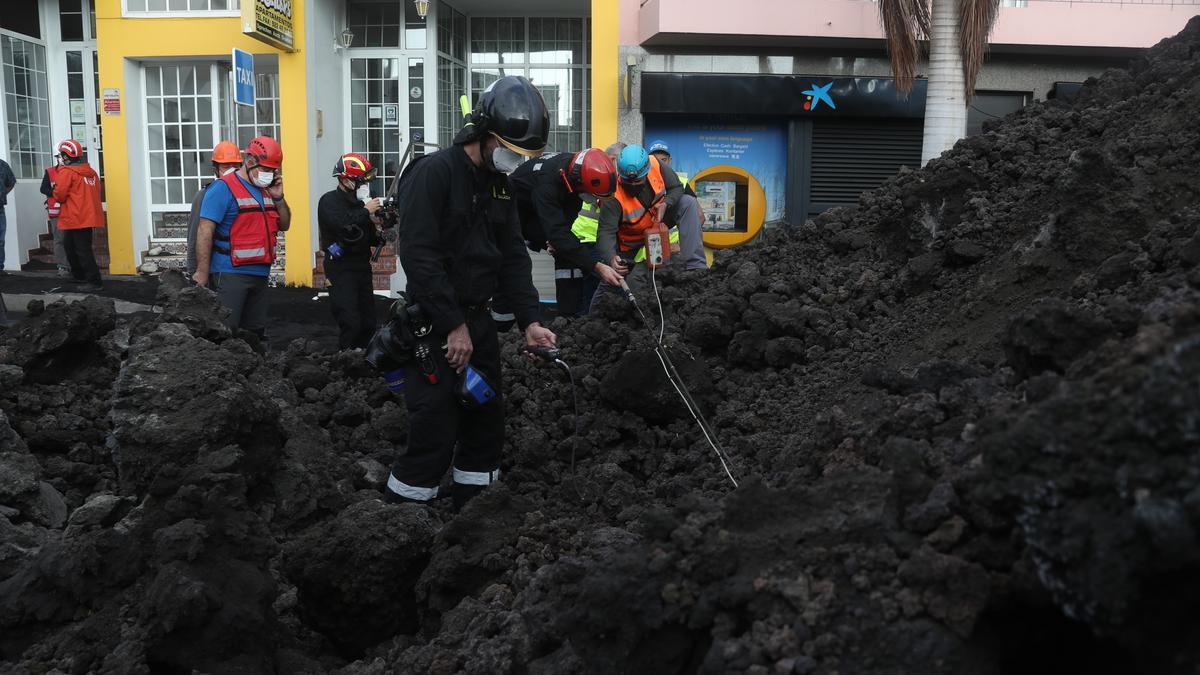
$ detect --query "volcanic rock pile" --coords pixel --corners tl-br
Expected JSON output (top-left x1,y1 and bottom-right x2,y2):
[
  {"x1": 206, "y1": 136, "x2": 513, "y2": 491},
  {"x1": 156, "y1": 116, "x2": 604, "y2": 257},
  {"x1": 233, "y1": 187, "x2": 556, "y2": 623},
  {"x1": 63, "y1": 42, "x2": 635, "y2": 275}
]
[{"x1": 4, "y1": 16, "x2": 1200, "y2": 674}]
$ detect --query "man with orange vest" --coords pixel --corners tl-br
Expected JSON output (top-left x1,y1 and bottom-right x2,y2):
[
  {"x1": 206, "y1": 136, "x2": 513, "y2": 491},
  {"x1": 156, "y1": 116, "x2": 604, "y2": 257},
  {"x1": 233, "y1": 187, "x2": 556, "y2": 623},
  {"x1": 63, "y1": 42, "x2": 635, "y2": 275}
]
[
  {"x1": 39, "y1": 157, "x2": 71, "y2": 277},
  {"x1": 192, "y1": 136, "x2": 291, "y2": 340},
  {"x1": 52, "y1": 140, "x2": 106, "y2": 291},
  {"x1": 186, "y1": 141, "x2": 245, "y2": 277},
  {"x1": 592, "y1": 144, "x2": 707, "y2": 307}
]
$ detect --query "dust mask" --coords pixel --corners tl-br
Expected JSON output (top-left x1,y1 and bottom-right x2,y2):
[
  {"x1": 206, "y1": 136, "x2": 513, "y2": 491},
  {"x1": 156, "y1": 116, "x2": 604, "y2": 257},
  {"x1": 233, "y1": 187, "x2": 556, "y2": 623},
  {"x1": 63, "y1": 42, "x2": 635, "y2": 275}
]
[
  {"x1": 490, "y1": 146, "x2": 524, "y2": 175},
  {"x1": 253, "y1": 170, "x2": 275, "y2": 188},
  {"x1": 356, "y1": 185, "x2": 371, "y2": 200}
]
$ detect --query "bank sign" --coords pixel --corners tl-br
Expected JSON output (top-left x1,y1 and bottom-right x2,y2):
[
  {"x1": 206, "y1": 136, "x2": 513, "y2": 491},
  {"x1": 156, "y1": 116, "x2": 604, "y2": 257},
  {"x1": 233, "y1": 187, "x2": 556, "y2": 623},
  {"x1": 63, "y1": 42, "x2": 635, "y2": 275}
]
[{"x1": 241, "y1": 0, "x2": 294, "y2": 51}]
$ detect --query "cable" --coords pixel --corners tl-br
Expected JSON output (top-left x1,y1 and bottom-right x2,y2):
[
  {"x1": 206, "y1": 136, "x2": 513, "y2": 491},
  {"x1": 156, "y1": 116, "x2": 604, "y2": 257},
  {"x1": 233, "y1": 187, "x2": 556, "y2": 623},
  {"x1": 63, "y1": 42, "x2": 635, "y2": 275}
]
[
  {"x1": 653, "y1": 346, "x2": 739, "y2": 488},
  {"x1": 628, "y1": 275, "x2": 739, "y2": 488}
]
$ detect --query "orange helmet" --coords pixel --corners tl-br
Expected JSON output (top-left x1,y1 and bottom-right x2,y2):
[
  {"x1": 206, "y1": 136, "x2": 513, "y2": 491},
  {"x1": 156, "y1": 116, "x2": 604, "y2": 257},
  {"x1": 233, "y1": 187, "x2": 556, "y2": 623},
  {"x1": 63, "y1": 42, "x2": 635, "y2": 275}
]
[
  {"x1": 58, "y1": 139, "x2": 84, "y2": 160},
  {"x1": 333, "y1": 152, "x2": 376, "y2": 182},
  {"x1": 244, "y1": 135, "x2": 283, "y2": 169},
  {"x1": 211, "y1": 140, "x2": 242, "y2": 165}
]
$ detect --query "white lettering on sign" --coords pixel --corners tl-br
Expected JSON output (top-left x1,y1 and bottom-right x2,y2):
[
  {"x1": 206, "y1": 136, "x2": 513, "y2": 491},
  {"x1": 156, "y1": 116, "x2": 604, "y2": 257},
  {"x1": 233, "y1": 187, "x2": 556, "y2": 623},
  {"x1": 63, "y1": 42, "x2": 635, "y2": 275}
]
[{"x1": 237, "y1": 68, "x2": 254, "y2": 85}]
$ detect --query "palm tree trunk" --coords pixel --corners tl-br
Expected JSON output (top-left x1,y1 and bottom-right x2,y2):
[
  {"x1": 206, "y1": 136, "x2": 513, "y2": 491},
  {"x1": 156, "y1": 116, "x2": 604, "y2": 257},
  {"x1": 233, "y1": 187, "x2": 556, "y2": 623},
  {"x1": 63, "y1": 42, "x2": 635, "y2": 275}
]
[{"x1": 921, "y1": 0, "x2": 968, "y2": 164}]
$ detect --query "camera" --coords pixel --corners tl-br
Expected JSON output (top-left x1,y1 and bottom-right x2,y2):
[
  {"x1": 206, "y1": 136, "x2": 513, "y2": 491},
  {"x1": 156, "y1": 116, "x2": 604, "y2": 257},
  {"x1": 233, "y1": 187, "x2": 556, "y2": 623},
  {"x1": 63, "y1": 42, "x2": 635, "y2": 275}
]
[{"x1": 377, "y1": 196, "x2": 399, "y2": 229}]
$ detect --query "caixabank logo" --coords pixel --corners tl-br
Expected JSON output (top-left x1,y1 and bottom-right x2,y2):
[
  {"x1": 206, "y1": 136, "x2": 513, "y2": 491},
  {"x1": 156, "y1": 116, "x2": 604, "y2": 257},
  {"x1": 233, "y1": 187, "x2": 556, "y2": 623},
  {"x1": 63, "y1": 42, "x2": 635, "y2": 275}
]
[{"x1": 802, "y1": 83, "x2": 836, "y2": 111}]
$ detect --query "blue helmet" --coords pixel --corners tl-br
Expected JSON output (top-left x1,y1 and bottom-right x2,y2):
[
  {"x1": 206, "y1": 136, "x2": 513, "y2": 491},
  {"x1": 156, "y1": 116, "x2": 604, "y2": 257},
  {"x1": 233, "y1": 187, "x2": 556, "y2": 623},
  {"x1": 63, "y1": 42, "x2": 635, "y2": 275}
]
[
  {"x1": 617, "y1": 144, "x2": 650, "y2": 182},
  {"x1": 647, "y1": 140, "x2": 670, "y2": 156}
]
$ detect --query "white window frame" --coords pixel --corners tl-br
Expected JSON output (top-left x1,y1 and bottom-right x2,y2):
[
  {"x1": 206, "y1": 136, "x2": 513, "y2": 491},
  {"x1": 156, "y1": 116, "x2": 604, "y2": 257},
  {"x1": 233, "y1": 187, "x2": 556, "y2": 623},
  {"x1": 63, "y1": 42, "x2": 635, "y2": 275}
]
[{"x1": 121, "y1": 0, "x2": 240, "y2": 19}]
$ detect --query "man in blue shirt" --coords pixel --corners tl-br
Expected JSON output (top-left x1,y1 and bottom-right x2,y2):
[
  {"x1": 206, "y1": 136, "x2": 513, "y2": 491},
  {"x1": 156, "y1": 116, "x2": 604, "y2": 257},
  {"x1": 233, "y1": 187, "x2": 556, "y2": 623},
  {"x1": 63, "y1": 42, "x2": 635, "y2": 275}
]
[{"x1": 191, "y1": 136, "x2": 291, "y2": 339}]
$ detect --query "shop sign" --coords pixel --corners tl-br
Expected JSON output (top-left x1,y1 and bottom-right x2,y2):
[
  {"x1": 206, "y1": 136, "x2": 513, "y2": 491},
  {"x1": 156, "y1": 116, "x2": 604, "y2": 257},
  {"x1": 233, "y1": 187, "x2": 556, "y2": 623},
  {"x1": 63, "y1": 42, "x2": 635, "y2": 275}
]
[
  {"x1": 102, "y1": 88, "x2": 121, "y2": 116},
  {"x1": 241, "y1": 0, "x2": 294, "y2": 51}
]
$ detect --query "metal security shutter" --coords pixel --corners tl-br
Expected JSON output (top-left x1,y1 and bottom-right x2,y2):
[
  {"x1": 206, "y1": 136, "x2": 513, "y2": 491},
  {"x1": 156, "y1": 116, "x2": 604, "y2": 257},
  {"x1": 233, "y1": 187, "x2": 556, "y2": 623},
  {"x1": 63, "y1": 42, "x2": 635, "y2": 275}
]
[{"x1": 808, "y1": 119, "x2": 922, "y2": 215}]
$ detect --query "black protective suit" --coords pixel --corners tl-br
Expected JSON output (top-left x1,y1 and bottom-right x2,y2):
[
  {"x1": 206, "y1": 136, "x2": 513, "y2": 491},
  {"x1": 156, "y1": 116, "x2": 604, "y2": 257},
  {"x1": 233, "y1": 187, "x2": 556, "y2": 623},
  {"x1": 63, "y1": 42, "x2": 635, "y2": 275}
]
[
  {"x1": 318, "y1": 187, "x2": 380, "y2": 349},
  {"x1": 384, "y1": 141, "x2": 540, "y2": 508}
]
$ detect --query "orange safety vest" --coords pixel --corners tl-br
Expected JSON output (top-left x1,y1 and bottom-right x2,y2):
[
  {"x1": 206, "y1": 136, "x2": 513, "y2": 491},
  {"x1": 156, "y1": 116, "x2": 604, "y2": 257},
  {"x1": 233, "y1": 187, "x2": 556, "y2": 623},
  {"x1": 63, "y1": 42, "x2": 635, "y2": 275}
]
[
  {"x1": 212, "y1": 172, "x2": 279, "y2": 266},
  {"x1": 614, "y1": 155, "x2": 667, "y2": 252},
  {"x1": 45, "y1": 165, "x2": 62, "y2": 217}
]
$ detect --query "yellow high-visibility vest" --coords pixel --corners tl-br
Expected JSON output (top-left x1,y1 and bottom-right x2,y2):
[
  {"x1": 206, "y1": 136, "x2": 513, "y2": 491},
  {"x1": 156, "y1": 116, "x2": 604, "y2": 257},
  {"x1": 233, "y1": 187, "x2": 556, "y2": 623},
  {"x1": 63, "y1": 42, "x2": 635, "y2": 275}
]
[{"x1": 571, "y1": 201, "x2": 599, "y2": 244}]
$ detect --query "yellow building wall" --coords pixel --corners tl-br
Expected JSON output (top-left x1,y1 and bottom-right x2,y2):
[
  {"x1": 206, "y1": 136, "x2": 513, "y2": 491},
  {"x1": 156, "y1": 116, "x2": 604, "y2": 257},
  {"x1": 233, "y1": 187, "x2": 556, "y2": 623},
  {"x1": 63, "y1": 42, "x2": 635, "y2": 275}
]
[
  {"x1": 590, "y1": 0, "x2": 618, "y2": 149},
  {"x1": 94, "y1": 0, "x2": 312, "y2": 285}
]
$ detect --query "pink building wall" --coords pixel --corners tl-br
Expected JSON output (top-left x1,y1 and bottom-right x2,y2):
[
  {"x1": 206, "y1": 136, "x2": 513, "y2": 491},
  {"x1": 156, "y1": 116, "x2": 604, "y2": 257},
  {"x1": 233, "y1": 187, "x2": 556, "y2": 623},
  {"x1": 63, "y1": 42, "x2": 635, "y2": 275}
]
[{"x1": 627, "y1": 0, "x2": 1198, "y2": 50}]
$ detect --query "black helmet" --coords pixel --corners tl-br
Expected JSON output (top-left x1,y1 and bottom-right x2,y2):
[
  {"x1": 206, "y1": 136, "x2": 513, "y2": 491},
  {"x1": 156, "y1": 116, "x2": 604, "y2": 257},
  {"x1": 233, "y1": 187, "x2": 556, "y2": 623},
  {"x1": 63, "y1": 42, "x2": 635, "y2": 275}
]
[{"x1": 474, "y1": 76, "x2": 549, "y2": 157}]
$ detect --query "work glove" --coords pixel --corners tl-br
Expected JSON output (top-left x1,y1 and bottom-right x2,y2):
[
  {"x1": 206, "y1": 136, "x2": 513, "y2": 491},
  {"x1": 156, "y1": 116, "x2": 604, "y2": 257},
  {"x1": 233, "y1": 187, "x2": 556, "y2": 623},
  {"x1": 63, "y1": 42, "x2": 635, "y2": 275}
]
[{"x1": 327, "y1": 243, "x2": 343, "y2": 260}]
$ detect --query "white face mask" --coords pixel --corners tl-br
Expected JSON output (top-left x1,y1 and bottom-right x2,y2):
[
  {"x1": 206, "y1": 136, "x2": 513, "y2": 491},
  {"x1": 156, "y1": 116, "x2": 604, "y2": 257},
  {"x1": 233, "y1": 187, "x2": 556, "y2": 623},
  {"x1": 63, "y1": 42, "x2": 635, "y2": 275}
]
[
  {"x1": 253, "y1": 170, "x2": 275, "y2": 188},
  {"x1": 356, "y1": 184, "x2": 371, "y2": 200},
  {"x1": 490, "y1": 146, "x2": 524, "y2": 175}
]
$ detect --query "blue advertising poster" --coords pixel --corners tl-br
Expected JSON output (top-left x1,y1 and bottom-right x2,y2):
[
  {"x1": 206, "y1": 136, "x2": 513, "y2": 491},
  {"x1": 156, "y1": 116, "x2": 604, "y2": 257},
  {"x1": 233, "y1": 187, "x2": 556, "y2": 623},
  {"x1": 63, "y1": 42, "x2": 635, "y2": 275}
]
[
  {"x1": 233, "y1": 49, "x2": 255, "y2": 107},
  {"x1": 643, "y1": 118, "x2": 787, "y2": 224}
]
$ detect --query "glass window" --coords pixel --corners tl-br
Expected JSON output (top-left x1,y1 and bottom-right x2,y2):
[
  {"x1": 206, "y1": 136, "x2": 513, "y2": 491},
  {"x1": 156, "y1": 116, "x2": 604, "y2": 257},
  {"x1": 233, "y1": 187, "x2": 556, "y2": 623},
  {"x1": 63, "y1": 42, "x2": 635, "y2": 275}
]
[
  {"x1": 437, "y1": 56, "x2": 465, "y2": 147},
  {"x1": 1, "y1": 4, "x2": 41, "y2": 39},
  {"x1": 465, "y1": 17, "x2": 590, "y2": 152},
  {"x1": 347, "y1": 0, "x2": 401, "y2": 48},
  {"x1": 124, "y1": 0, "x2": 239, "y2": 12},
  {"x1": 144, "y1": 64, "x2": 216, "y2": 216},
  {"x1": 968, "y1": 91, "x2": 1028, "y2": 135},
  {"x1": 2, "y1": 35, "x2": 52, "y2": 178},
  {"x1": 60, "y1": 0, "x2": 86, "y2": 42},
  {"x1": 235, "y1": 71, "x2": 281, "y2": 147},
  {"x1": 405, "y1": 0, "x2": 428, "y2": 50}
]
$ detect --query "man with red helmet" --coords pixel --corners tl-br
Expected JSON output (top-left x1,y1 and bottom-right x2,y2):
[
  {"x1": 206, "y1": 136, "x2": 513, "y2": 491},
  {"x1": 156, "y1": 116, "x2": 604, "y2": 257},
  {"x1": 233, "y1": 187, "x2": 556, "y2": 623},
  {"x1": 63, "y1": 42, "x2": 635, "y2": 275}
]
[
  {"x1": 192, "y1": 135, "x2": 291, "y2": 341},
  {"x1": 318, "y1": 152, "x2": 384, "y2": 349},
  {"x1": 52, "y1": 139, "x2": 106, "y2": 291},
  {"x1": 506, "y1": 147, "x2": 622, "y2": 316}
]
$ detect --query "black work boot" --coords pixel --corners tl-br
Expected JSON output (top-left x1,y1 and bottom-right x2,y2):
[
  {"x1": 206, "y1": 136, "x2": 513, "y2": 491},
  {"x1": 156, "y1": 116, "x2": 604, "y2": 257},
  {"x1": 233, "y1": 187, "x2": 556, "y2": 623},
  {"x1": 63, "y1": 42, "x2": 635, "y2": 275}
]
[{"x1": 451, "y1": 483, "x2": 486, "y2": 512}]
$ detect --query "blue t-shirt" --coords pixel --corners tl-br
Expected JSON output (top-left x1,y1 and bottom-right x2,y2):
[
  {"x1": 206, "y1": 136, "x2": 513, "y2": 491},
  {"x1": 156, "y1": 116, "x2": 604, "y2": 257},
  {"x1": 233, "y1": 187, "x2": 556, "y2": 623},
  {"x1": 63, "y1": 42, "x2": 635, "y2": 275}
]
[{"x1": 199, "y1": 174, "x2": 272, "y2": 277}]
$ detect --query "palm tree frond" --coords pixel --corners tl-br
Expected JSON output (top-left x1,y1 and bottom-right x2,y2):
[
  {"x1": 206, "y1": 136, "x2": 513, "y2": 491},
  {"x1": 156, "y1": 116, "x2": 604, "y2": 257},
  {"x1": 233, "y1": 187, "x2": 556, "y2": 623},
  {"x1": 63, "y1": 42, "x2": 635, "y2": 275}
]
[
  {"x1": 878, "y1": 0, "x2": 931, "y2": 95},
  {"x1": 959, "y1": 0, "x2": 1001, "y2": 100}
]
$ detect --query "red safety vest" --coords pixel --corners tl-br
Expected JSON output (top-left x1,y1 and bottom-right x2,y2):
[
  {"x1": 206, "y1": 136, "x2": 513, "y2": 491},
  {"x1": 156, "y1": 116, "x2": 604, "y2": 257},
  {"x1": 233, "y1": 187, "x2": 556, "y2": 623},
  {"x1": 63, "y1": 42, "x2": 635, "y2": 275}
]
[
  {"x1": 213, "y1": 172, "x2": 279, "y2": 266},
  {"x1": 614, "y1": 155, "x2": 667, "y2": 252},
  {"x1": 45, "y1": 166, "x2": 62, "y2": 217}
]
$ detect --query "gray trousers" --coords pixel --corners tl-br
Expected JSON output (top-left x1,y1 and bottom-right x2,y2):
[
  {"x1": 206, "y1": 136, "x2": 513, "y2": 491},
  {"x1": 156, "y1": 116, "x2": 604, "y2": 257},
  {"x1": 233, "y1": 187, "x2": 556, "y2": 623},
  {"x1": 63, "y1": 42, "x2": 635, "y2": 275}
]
[
  {"x1": 211, "y1": 272, "x2": 269, "y2": 338},
  {"x1": 672, "y1": 194, "x2": 709, "y2": 271},
  {"x1": 49, "y1": 217, "x2": 69, "y2": 271}
]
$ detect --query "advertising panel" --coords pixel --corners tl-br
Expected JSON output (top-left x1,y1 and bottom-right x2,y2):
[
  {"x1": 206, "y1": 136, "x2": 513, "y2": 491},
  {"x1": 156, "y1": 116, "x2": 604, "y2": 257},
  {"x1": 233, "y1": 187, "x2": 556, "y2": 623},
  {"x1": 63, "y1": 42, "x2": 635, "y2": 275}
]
[{"x1": 643, "y1": 118, "x2": 787, "y2": 225}]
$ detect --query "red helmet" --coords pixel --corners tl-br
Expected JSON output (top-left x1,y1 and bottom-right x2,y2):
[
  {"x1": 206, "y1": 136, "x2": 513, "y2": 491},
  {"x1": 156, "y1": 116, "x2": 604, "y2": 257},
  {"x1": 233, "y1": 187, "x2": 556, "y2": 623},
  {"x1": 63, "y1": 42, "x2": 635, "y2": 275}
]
[
  {"x1": 58, "y1": 139, "x2": 84, "y2": 160},
  {"x1": 333, "y1": 152, "x2": 376, "y2": 182},
  {"x1": 564, "y1": 148, "x2": 616, "y2": 197},
  {"x1": 244, "y1": 135, "x2": 283, "y2": 170}
]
